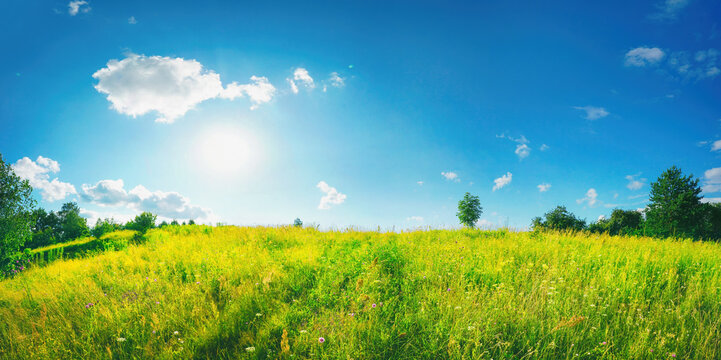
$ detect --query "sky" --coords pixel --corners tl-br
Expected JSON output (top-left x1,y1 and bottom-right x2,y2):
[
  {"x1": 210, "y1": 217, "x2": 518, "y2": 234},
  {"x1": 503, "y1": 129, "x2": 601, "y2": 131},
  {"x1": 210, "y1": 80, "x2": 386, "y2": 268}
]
[{"x1": 1, "y1": 0, "x2": 720, "y2": 229}]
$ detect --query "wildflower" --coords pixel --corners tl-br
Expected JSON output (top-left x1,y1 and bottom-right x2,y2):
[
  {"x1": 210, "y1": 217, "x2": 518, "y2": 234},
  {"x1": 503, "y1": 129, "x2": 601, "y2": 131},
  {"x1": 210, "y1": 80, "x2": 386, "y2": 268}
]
[
  {"x1": 318, "y1": 337, "x2": 325, "y2": 343},
  {"x1": 256, "y1": 313, "x2": 263, "y2": 317},
  {"x1": 600, "y1": 341, "x2": 607, "y2": 345},
  {"x1": 85, "y1": 303, "x2": 94, "y2": 308},
  {"x1": 152, "y1": 330, "x2": 156, "y2": 334},
  {"x1": 173, "y1": 331, "x2": 179, "y2": 335},
  {"x1": 447, "y1": 288, "x2": 451, "y2": 291},
  {"x1": 196, "y1": 281, "x2": 200, "y2": 284},
  {"x1": 348, "y1": 312, "x2": 355, "y2": 316},
  {"x1": 117, "y1": 337, "x2": 126, "y2": 342},
  {"x1": 156, "y1": 301, "x2": 160, "y2": 304},
  {"x1": 372, "y1": 303, "x2": 377, "y2": 308},
  {"x1": 245, "y1": 346, "x2": 255, "y2": 352},
  {"x1": 178, "y1": 339, "x2": 184, "y2": 343},
  {"x1": 467, "y1": 326, "x2": 475, "y2": 330},
  {"x1": 671, "y1": 354, "x2": 676, "y2": 358}
]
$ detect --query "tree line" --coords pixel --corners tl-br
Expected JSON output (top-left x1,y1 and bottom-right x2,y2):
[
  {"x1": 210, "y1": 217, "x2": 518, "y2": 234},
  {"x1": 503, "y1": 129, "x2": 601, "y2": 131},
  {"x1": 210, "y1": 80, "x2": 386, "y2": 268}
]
[
  {"x1": 458, "y1": 166, "x2": 721, "y2": 240},
  {"x1": 0, "y1": 152, "x2": 198, "y2": 277}
]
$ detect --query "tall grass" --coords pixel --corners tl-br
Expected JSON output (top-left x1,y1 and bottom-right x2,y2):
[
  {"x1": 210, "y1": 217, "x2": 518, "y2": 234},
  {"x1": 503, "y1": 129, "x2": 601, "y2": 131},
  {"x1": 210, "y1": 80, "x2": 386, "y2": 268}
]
[{"x1": 0, "y1": 226, "x2": 719, "y2": 359}]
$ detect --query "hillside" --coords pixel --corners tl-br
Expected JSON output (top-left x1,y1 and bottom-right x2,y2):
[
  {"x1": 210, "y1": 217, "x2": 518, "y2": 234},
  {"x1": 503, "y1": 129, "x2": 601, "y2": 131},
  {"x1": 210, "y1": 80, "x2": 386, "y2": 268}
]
[{"x1": 1, "y1": 226, "x2": 720, "y2": 359}]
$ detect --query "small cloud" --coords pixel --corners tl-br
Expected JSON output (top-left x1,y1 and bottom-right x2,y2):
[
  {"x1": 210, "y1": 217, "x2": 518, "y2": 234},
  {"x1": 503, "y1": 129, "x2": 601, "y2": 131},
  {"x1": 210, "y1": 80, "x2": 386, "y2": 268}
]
[
  {"x1": 515, "y1": 144, "x2": 530, "y2": 159},
  {"x1": 709, "y1": 140, "x2": 721, "y2": 152},
  {"x1": 628, "y1": 193, "x2": 648, "y2": 200},
  {"x1": 416, "y1": 181, "x2": 423, "y2": 186},
  {"x1": 703, "y1": 167, "x2": 721, "y2": 193},
  {"x1": 128, "y1": 16, "x2": 137, "y2": 24},
  {"x1": 288, "y1": 68, "x2": 314, "y2": 94},
  {"x1": 406, "y1": 216, "x2": 423, "y2": 223},
  {"x1": 625, "y1": 174, "x2": 646, "y2": 190},
  {"x1": 317, "y1": 181, "x2": 346, "y2": 210},
  {"x1": 574, "y1": 106, "x2": 609, "y2": 120},
  {"x1": 11, "y1": 156, "x2": 77, "y2": 201},
  {"x1": 597, "y1": 215, "x2": 606, "y2": 221},
  {"x1": 68, "y1": 0, "x2": 90, "y2": 16},
  {"x1": 493, "y1": 172, "x2": 512, "y2": 191},
  {"x1": 648, "y1": 0, "x2": 690, "y2": 21},
  {"x1": 624, "y1": 47, "x2": 665, "y2": 67},
  {"x1": 540, "y1": 144, "x2": 549, "y2": 151},
  {"x1": 329, "y1": 72, "x2": 345, "y2": 87},
  {"x1": 476, "y1": 219, "x2": 495, "y2": 228},
  {"x1": 441, "y1": 171, "x2": 460, "y2": 182},
  {"x1": 537, "y1": 183, "x2": 551, "y2": 192},
  {"x1": 577, "y1": 188, "x2": 598, "y2": 207}
]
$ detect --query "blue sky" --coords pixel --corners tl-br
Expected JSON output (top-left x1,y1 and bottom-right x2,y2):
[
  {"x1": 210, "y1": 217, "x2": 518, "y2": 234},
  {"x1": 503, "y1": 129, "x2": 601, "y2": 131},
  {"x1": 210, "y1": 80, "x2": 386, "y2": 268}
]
[{"x1": 1, "y1": 0, "x2": 720, "y2": 229}]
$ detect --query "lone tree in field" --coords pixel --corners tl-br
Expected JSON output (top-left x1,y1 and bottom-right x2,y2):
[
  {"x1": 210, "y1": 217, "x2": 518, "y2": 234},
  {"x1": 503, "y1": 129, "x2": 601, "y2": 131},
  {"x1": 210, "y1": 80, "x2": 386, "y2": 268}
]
[
  {"x1": 645, "y1": 165, "x2": 703, "y2": 238},
  {"x1": 457, "y1": 192, "x2": 483, "y2": 228},
  {"x1": 293, "y1": 218, "x2": 303, "y2": 227},
  {"x1": 0, "y1": 154, "x2": 35, "y2": 268}
]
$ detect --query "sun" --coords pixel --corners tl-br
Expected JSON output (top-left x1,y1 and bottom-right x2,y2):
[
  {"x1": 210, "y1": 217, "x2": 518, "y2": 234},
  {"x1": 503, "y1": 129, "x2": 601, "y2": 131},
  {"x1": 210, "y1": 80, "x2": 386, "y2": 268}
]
[{"x1": 194, "y1": 124, "x2": 260, "y2": 177}]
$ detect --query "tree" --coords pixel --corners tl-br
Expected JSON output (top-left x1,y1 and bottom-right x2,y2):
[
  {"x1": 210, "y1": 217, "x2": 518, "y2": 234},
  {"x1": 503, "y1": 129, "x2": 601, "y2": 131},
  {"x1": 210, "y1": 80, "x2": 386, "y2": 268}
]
[
  {"x1": 91, "y1": 218, "x2": 121, "y2": 239},
  {"x1": 531, "y1": 206, "x2": 586, "y2": 232},
  {"x1": 126, "y1": 212, "x2": 157, "y2": 234},
  {"x1": 0, "y1": 153, "x2": 36, "y2": 272},
  {"x1": 457, "y1": 192, "x2": 483, "y2": 228},
  {"x1": 57, "y1": 202, "x2": 89, "y2": 241},
  {"x1": 188, "y1": 219, "x2": 196, "y2": 225},
  {"x1": 645, "y1": 166, "x2": 703, "y2": 238},
  {"x1": 26, "y1": 208, "x2": 61, "y2": 248},
  {"x1": 293, "y1": 218, "x2": 303, "y2": 227}
]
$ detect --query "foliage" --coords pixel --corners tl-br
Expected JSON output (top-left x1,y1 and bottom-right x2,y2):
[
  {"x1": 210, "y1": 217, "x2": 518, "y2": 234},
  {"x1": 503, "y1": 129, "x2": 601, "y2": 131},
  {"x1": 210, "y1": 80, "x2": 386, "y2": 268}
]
[
  {"x1": 91, "y1": 218, "x2": 122, "y2": 239},
  {"x1": 26, "y1": 208, "x2": 61, "y2": 248},
  {"x1": 588, "y1": 209, "x2": 644, "y2": 236},
  {"x1": 188, "y1": 219, "x2": 196, "y2": 225},
  {"x1": 456, "y1": 192, "x2": 483, "y2": 228},
  {"x1": 645, "y1": 166, "x2": 704, "y2": 238},
  {"x1": 293, "y1": 218, "x2": 303, "y2": 227},
  {"x1": 1, "y1": 227, "x2": 721, "y2": 359},
  {"x1": 125, "y1": 212, "x2": 157, "y2": 234},
  {"x1": 531, "y1": 205, "x2": 586, "y2": 231},
  {"x1": 0, "y1": 153, "x2": 35, "y2": 274},
  {"x1": 1, "y1": 249, "x2": 32, "y2": 277},
  {"x1": 57, "y1": 202, "x2": 90, "y2": 241}
]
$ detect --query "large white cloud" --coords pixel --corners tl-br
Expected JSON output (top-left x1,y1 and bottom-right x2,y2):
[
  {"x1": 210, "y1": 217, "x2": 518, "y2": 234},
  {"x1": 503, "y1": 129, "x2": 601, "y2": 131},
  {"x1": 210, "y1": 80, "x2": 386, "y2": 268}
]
[
  {"x1": 624, "y1": 47, "x2": 666, "y2": 67},
  {"x1": 81, "y1": 179, "x2": 214, "y2": 222},
  {"x1": 574, "y1": 106, "x2": 609, "y2": 120},
  {"x1": 577, "y1": 188, "x2": 599, "y2": 207},
  {"x1": 92, "y1": 54, "x2": 275, "y2": 123},
  {"x1": 317, "y1": 181, "x2": 346, "y2": 210},
  {"x1": 12, "y1": 156, "x2": 76, "y2": 202},
  {"x1": 493, "y1": 172, "x2": 512, "y2": 191}
]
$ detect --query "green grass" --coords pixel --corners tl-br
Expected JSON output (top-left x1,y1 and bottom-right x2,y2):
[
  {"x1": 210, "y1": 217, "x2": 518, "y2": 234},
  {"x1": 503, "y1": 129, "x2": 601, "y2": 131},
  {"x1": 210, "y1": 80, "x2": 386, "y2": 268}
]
[{"x1": 1, "y1": 226, "x2": 720, "y2": 359}]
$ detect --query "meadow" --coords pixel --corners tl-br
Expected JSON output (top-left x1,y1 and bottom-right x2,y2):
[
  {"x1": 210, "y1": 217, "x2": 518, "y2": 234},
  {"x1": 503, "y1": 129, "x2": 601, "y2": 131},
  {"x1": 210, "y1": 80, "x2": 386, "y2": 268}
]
[{"x1": 0, "y1": 226, "x2": 720, "y2": 359}]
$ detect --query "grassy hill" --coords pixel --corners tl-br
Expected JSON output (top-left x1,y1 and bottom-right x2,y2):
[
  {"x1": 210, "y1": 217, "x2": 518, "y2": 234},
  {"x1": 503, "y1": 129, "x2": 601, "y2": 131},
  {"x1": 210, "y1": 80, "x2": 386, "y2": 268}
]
[{"x1": 1, "y1": 226, "x2": 720, "y2": 359}]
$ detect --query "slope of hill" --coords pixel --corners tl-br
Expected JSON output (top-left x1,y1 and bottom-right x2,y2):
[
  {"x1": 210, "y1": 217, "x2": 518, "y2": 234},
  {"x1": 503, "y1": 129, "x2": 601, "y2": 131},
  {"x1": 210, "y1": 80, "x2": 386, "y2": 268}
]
[{"x1": 1, "y1": 226, "x2": 720, "y2": 359}]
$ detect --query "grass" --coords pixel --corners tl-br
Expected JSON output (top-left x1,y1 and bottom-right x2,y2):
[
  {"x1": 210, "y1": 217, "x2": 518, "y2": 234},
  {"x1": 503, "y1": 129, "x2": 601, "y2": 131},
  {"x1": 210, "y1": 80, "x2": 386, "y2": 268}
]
[{"x1": 0, "y1": 225, "x2": 720, "y2": 359}]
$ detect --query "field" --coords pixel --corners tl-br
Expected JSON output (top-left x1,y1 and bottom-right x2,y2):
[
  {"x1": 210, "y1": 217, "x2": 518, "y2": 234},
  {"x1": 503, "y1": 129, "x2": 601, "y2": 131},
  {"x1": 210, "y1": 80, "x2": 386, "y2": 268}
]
[{"x1": 0, "y1": 226, "x2": 720, "y2": 359}]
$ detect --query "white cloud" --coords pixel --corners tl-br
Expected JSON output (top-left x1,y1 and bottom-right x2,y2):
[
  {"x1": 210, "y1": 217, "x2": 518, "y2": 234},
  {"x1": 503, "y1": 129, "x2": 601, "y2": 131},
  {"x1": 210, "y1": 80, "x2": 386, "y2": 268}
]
[
  {"x1": 79, "y1": 208, "x2": 135, "y2": 227},
  {"x1": 574, "y1": 106, "x2": 609, "y2": 120},
  {"x1": 288, "y1": 68, "x2": 314, "y2": 94},
  {"x1": 701, "y1": 197, "x2": 721, "y2": 204},
  {"x1": 713, "y1": 141, "x2": 721, "y2": 152},
  {"x1": 476, "y1": 219, "x2": 495, "y2": 228},
  {"x1": 493, "y1": 172, "x2": 512, "y2": 191},
  {"x1": 128, "y1": 16, "x2": 137, "y2": 24},
  {"x1": 441, "y1": 171, "x2": 460, "y2": 182},
  {"x1": 537, "y1": 183, "x2": 551, "y2": 192},
  {"x1": 80, "y1": 179, "x2": 128, "y2": 206},
  {"x1": 649, "y1": 0, "x2": 690, "y2": 21},
  {"x1": 540, "y1": 144, "x2": 549, "y2": 151},
  {"x1": 703, "y1": 167, "x2": 721, "y2": 193},
  {"x1": 577, "y1": 188, "x2": 598, "y2": 207},
  {"x1": 68, "y1": 0, "x2": 90, "y2": 16},
  {"x1": 317, "y1": 181, "x2": 346, "y2": 210},
  {"x1": 329, "y1": 72, "x2": 345, "y2": 87},
  {"x1": 597, "y1": 215, "x2": 606, "y2": 222},
  {"x1": 222, "y1": 76, "x2": 276, "y2": 110},
  {"x1": 625, "y1": 174, "x2": 646, "y2": 190},
  {"x1": 624, "y1": 47, "x2": 666, "y2": 66},
  {"x1": 651, "y1": 48, "x2": 719, "y2": 81},
  {"x1": 80, "y1": 179, "x2": 214, "y2": 221},
  {"x1": 92, "y1": 54, "x2": 275, "y2": 123},
  {"x1": 406, "y1": 216, "x2": 423, "y2": 223},
  {"x1": 11, "y1": 156, "x2": 77, "y2": 202},
  {"x1": 417, "y1": 181, "x2": 424, "y2": 186},
  {"x1": 515, "y1": 144, "x2": 530, "y2": 159}
]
